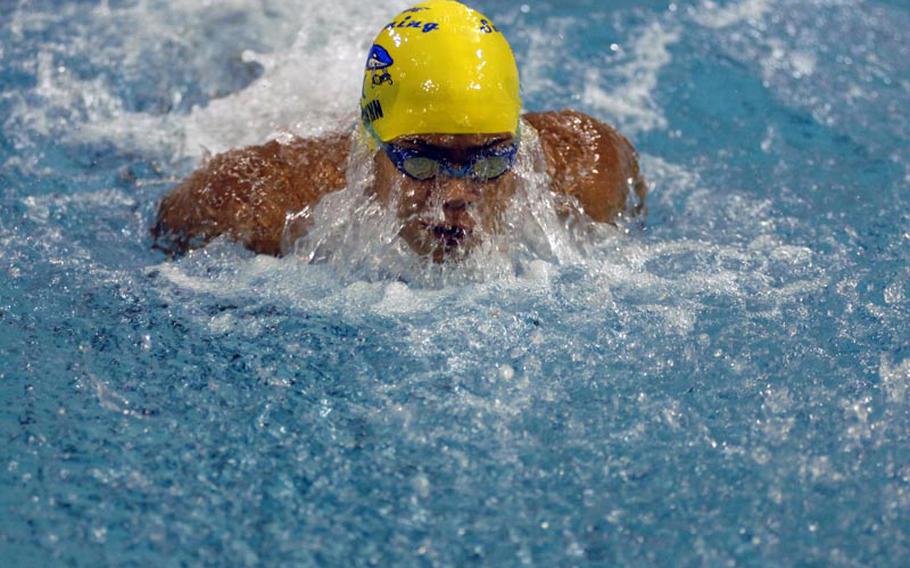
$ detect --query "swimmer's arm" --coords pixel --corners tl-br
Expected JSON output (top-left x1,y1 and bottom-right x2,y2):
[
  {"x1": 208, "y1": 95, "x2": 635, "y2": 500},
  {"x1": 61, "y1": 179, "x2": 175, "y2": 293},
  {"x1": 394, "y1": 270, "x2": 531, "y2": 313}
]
[
  {"x1": 524, "y1": 110, "x2": 647, "y2": 222},
  {"x1": 152, "y1": 133, "x2": 350, "y2": 256}
]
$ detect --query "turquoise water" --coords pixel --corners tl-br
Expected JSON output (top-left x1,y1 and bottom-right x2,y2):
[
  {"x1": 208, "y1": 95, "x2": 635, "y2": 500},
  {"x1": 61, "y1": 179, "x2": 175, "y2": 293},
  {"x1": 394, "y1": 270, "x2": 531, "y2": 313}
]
[{"x1": 1, "y1": 0, "x2": 908, "y2": 565}]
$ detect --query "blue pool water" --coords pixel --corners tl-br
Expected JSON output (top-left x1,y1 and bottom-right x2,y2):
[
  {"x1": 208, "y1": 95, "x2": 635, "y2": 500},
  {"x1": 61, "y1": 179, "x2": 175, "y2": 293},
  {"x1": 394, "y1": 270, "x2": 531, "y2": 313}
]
[{"x1": 1, "y1": 0, "x2": 909, "y2": 565}]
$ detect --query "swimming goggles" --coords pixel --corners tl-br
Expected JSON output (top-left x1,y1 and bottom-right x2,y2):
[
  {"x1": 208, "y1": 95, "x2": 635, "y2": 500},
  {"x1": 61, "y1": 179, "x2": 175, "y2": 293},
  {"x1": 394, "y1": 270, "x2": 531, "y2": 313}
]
[{"x1": 379, "y1": 138, "x2": 519, "y2": 181}]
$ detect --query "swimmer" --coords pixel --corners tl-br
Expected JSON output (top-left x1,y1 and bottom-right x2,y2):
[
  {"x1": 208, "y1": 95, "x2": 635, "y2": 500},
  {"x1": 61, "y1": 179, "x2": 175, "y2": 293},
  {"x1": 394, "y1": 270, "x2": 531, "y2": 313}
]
[{"x1": 152, "y1": 0, "x2": 647, "y2": 262}]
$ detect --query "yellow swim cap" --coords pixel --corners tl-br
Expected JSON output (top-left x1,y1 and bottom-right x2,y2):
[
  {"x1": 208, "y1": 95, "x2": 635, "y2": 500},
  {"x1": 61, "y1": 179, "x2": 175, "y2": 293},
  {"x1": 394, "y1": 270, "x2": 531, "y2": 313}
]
[{"x1": 360, "y1": 0, "x2": 521, "y2": 143}]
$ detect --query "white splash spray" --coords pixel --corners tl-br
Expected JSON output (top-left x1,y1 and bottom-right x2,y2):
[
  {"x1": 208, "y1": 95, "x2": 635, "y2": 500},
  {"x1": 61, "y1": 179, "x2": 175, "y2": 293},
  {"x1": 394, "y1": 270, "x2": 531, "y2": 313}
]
[
  {"x1": 582, "y1": 22, "x2": 681, "y2": 134},
  {"x1": 282, "y1": 121, "x2": 623, "y2": 286},
  {"x1": 691, "y1": 0, "x2": 773, "y2": 29},
  {"x1": 3, "y1": 0, "x2": 413, "y2": 160}
]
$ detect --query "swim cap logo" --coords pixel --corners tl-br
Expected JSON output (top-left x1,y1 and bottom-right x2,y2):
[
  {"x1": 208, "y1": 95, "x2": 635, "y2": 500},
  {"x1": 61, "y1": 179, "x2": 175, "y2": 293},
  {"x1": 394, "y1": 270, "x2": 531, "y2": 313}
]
[
  {"x1": 366, "y1": 45, "x2": 394, "y2": 87},
  {"x1": 386, "y1": 12, "x2": 440, "y2": 34},
  {"x1": 479, "y1": 19, "x2": 499, "y2": 34}
]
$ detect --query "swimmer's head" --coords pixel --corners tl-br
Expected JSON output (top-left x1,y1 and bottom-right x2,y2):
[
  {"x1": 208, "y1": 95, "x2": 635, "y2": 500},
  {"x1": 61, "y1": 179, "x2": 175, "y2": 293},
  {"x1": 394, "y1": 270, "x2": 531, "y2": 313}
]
[{"x1": 360, "y1": 0, "x2": 521, "y2": 143}]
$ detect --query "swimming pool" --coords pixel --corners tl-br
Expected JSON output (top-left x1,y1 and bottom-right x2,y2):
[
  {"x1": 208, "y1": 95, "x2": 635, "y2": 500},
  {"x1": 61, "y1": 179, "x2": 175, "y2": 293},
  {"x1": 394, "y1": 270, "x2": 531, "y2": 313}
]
[{"x1": 1, "y1": 0, "x2": 908, "y2": 564}]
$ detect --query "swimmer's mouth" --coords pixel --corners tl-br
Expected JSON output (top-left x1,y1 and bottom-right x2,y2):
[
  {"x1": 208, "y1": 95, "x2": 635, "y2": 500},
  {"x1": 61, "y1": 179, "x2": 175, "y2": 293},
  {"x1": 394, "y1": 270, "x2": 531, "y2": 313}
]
[{"x1": 422, "y1": 222, "x2": 474, "y2": 251}]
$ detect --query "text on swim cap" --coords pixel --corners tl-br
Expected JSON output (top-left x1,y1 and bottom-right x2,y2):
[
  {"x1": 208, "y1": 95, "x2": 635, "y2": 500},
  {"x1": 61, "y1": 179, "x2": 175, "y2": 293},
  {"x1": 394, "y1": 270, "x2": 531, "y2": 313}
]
[
  {"x1": 386, "y1": 14, "x2": 439, "y2": 34},
  {"x1": 479, "y1": 19, "x2": 499, "y2": 34},
  {"x1": 362, "y1": 100, "x2": 384, "y2": 125}
]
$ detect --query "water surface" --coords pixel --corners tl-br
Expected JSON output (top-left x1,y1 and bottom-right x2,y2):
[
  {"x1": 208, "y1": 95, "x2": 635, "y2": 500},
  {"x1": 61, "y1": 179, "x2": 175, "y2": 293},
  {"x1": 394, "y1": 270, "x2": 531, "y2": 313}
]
[{"x1": 1, "y1": 0, "x2": 908, "y2": 565}]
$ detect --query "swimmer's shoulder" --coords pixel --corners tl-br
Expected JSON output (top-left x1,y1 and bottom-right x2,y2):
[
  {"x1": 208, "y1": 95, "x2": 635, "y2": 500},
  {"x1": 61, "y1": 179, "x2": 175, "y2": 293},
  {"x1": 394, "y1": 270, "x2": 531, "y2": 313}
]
[
  {"x1": 523, "y1": 109, "x2": 647, "y2": 222},
  {"x1": 153, "y1": 131, "x2": 351, "y2": 256},
  {"x1": 210, "y1": 131, "x2": 351, "y2": 203}
]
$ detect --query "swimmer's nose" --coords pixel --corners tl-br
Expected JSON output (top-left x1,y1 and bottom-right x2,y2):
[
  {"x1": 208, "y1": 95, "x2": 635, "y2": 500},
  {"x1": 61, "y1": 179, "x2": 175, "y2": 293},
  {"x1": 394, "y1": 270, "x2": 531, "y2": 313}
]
[{"x1": 441, "y1": 178, "x2": 479, "y2": 217}]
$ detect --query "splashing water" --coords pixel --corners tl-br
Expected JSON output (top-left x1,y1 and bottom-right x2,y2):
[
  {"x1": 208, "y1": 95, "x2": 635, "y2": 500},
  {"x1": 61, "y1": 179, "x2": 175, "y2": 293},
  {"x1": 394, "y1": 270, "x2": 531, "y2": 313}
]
[{"x1": 282, "y1": 121, "x2": 639, "y2": 286}]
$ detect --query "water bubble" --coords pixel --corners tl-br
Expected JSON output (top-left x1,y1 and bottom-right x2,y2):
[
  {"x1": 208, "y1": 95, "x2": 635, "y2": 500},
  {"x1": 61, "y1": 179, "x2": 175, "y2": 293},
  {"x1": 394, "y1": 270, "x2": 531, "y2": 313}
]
[
  {"x1": 884, "y1": 281, "x2": 904, "y2": 305},
  {"x1": 880, "y1": 357, "x2": 910, "y2": 403},
  {"x1": 92, "y1": 526, "x2": 108, "y2": 543},
  {"x1": 413, "y1": 474, "x2": 431, "y2": 499}
]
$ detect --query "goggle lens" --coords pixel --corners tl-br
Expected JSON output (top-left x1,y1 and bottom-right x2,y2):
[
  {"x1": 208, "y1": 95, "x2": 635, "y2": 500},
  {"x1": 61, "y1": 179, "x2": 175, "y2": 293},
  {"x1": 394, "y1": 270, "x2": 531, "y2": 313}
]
[
  {"x1": 471, "y1": 156, "x2": 511, "y2": 180},
  {"x1": 402, "y1": 157, "x2": 440, "y2": 180}
]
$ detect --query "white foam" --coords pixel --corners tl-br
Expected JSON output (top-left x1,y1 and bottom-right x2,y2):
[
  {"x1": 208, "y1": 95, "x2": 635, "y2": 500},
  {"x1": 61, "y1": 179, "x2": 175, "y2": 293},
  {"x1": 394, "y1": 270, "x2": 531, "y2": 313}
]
[
  {"x1": 762, "y1": 38, "x2": 817, "y2": 84},
  {"x1": 22, "y1": 189, "x2": 136, "y2": 223},
  {"x1": 146, "y1": 199, "x2": 833, "y2": 377},
  {"x1": 641, "y1": 154, "x2": 700, "y2": 209},
  {"x1": 691, "y1": 0, "x2": 773, "y2": 29},
  {"x1": 880, "y1": 357, "x2": 910, "y2": 404},
  {"x1": 375, "y1": 282, "x2": 442, "y2": 315},
  {"x1": 180, "y1": 2, "x2": 412, "y2": 156},
  {"x1": 516, "y1": 20, "x2": 570, "y2": 104},
  {"x1": 642, "y1": 304, "x2": 697, "y2": 335},
  {"x1": 4, "y1": 0, "x2": 412, "y2": 160},
  {"x1": 86, "y1": 372, "x2": 147, "y2": 418},
  {"x1": 582, "y1": 22, "x2": 680, "y2": 134},
  {"x1": 884, "y1": 280, "x2": 905, "y2": 305}
]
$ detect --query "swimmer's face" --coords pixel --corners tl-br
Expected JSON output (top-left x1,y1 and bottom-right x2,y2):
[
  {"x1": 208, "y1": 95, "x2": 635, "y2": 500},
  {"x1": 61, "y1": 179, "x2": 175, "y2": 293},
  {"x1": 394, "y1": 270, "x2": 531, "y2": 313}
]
[{"x1": 371, "y1": 133, "x2": 518, "y2": 263}]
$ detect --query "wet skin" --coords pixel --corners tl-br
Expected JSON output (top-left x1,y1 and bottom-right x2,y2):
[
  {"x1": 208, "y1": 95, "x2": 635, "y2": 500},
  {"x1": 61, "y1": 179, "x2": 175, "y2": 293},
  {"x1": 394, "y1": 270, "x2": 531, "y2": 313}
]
[{"x1": 152, "y1": 110, "x2": 648, "y2": 259}]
